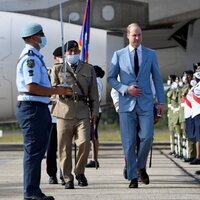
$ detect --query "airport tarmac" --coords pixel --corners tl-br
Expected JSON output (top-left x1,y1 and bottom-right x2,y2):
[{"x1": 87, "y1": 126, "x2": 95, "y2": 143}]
[{"x1": 0, "y1": 143, "x2": 200, "y2": 200}]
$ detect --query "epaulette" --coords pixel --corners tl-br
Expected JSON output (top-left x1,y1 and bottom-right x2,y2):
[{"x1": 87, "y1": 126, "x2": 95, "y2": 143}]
[
  {"x1": 17, "y1": 50, "x2": 35, "y2": 64},
  {"x1": 17, "y1": 50, "x2": 45, "y2": 68},
  {"x1": 27, "y1": 50, "x2": 35, "y2": 57}
]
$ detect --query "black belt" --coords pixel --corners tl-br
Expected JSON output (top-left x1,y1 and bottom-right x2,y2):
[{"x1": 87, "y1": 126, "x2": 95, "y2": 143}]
[
  {"x1": 63, "y1": 94, "x2": 88, "y2": 102},
  {"x1": 19, "y1": 92, "x2": 43, "y2": 96}
]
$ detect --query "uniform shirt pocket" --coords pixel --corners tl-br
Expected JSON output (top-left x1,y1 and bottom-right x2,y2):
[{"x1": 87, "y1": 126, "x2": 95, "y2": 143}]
[{"x1": 78, "y1": 71, "x2": 92, "y2": 86}]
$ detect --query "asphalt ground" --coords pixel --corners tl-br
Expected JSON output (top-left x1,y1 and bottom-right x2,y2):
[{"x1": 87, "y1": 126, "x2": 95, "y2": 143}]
[{"x1": 0, "y1": 143, "x2": 200, "y2": 200}]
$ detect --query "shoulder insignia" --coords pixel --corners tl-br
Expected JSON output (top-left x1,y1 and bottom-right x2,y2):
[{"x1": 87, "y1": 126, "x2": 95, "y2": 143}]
[
  {"x1": 28, "y1": 70, "x2": 34, "y2": 76},
  {"x1": 28, "y1": 50, "x2": 35, "y2": 56},
  {"x1": 27, "y1": 59, "x2": 35, "y2": 68}
]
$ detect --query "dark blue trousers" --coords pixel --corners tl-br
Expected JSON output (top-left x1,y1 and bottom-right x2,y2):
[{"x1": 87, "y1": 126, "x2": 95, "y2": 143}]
[
  {"x1": 46, "y1": 123, "x2": 58, "y2": 178},
  {"x1": 16, "y1": 101, "x2": 51, "y2": 198}
]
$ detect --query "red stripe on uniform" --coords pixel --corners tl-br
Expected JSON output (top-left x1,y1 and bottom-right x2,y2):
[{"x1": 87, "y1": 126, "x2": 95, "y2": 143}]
[
  {"x1": 193, "y1": 93, "x2": 200, "y2": 104},
  {"x1": 181, "y1": 96, "x2": 186, "y2": 103},
  {"x1": 185, "y1": 97, "x2": 192, "y2": 108}
]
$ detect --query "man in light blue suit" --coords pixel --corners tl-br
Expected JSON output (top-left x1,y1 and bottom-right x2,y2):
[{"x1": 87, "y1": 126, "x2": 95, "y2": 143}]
[{"x1": 107, "y1": 23, "x2": 165, "y2": 188}]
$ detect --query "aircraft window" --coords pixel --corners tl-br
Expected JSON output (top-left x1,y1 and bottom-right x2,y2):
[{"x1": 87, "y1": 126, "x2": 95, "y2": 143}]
[
  {"x1": 69, "y1": 12, "x2": 80, "y2": 22},
  {"x1": 102, "y1": 5, "x2": 115, "y2": 21}
]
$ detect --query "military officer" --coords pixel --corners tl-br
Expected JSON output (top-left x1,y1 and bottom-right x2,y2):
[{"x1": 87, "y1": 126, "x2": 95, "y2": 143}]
[
  {"x1": 16, "y1": 23, "x2": 72, "y2": 200},
  {"x1": 51, "y1": 40, "x2": 99, "y2": 189},
  {"x1": 46, "y1": 46, "x2": 64, "y2": 185}
]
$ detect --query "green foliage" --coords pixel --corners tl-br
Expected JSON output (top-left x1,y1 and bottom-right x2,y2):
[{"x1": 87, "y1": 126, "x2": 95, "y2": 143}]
[
  {"x1": 100, "y1": 106, "x2": 119, "y2": 126},
  {"x1": 0, "y1": 133, "x2": 23, "y2": 144},
  {"x1": 0, "y1": 105, "x2": 170, "y2": 143},
  {"x1": 0, "y1": 123, "x2": 20, "y2": 131}
]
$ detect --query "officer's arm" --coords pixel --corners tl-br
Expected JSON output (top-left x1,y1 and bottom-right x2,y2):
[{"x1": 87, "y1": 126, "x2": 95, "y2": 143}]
[
  {"x1": 88, "y1": 68, "x2": 99, "y2": 120},
  {"x1": 26, "y1": 83, "x2": 72, "y2": 96}
]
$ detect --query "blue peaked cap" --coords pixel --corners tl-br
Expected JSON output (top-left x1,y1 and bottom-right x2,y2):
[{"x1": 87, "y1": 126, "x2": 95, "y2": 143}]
[{"x1": 21, "y1": 23, "x2": 43, "y2": 38}]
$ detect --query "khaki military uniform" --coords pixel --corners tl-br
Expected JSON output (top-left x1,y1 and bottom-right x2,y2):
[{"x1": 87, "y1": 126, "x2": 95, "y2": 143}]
[
  {"x1": 167, "y1": 88, "x2": 175, "y2": 154},
  {"x1": 51, "y1": 61, "x2": 99, "y2": 182},
  {"x1": 171, "y1": 88, "x2": 181, "y2": 156}
]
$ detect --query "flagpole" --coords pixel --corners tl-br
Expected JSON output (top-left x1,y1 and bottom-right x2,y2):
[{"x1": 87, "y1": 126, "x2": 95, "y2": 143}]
[{"x1": 59, "y1": 1, "x2": 67, "y2": 86}]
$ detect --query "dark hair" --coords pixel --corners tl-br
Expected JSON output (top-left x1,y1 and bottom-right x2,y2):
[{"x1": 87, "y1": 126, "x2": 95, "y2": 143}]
[
  {"x1": 93, "y1": 65, "x2": 105, "y2": 78},
  {"x1": 169, "y1": 74, "x2": 177, "y2": 82},
  {"x1": 53, "y1": 47, "x2": 62, "y2": 57},
  {"x1": 184, "y1": 70, "x2": 194, "y2": 76},
  {"x1": 193, "y1": 62, "x2": 200, "y2": 72}
]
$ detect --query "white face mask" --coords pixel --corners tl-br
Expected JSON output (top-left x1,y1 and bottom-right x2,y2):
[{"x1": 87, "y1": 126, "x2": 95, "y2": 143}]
[
  {"x1": 182, "y1": 76, "x2": 187, "y2": 83},
  {"x1": 39, "y1": 36, "x2": 47, "y2": 48},
  {"x1": 178, "y1": 81, "x2": 183, "y2": 87},
  {"x1": 171, "y1": 82, "x2": 178, "y2": 89},
  {"x1": 174, "y1": 82, "x2": 178, "y2": 89},
  {"x1": 190, "y1": 80, "x2": 197, "y2": 87},
  {"x1": 167, "y1": 80, "x2": 171, "y2": 86},
  {"x1": 67, "y1": 54, "x2": 80, "y2": 64}
]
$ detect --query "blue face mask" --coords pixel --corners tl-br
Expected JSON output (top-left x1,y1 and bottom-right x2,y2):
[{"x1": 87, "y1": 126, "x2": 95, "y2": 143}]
[
  {"x1": 67, "y1": 54, "x2": 80, "y2": 64},
  {"x1": 39, "y1": 36, "x2": 47, "y2": 48}
]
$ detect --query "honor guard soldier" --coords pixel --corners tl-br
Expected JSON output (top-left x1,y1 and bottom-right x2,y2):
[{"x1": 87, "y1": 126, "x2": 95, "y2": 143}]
[
  {"x1": 166, "y1": 75, "x2": 177, "y2": 155},
  {"x1": 190, "y1": 71, "x2": 200, "y2": 164},
  {"x1": 183, "y1": 71, "x2": 197, "y2": 162},
  {"x1": 180, "y1": 71, "x2": 196, "y2": 161},
  {"x1": 51, "y1": 40, "x2": 99, "y2": 189},
  {"x1": 171, "y1": 77, "x2": 181, "y2": 157},
  {"x1": 16, "y1": 23, "x2": 72, "y2": 200}
]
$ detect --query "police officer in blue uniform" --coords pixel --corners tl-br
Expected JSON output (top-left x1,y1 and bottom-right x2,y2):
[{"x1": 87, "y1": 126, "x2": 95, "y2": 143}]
[{"x1": 16, "y1": 23, "x2": 72, "y2": 200}]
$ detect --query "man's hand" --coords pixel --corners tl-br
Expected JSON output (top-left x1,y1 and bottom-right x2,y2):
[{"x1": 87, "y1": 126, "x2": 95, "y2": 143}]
[
  {"x1": 91, "y1": 115, "x2": 97, "y2": 125},
  {"x1": 56, "y1": 86, "x2": 73, "y2": 96},
  {"x1": 127, "y1": 85, "x2": 142, "y2": 96},
  {"x1": 156, "y1": 104, "x2": 165, "y2": 116}
]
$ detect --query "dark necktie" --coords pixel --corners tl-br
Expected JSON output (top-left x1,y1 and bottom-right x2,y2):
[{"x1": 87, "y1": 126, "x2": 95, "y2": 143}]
[{"x1": 134, "y1": 48, "x2": 139, "y2": 76}]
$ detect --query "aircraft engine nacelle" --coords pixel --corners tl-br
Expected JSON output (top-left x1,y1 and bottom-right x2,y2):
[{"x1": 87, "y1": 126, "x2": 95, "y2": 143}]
[{"x1": 0, "y1": 11, "x2": 111, "y2": 122}]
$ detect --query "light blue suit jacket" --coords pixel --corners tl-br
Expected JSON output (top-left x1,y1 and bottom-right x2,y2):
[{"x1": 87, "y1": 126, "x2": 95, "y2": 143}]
[{"x1": 108, "y1": 45, "x2": 165, "y2": 112}]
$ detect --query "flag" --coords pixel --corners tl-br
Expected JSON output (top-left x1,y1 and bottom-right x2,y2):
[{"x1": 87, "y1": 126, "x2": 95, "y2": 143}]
[{"x1": 79, "y1": 0, "x2": 91, "y2": 62}]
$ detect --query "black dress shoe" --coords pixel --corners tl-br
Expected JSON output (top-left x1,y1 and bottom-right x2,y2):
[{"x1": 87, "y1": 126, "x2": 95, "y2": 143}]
[
  {"x1": 49, "y1": 176, "x2": 58, "y2": 184},
  {"x1": 183, "y1": 157, "x2": 195, "y2": 162},
  {"x1": 129, "y1": 178, "x2": 138, "y2": 188},
  {"x1": 65, "y1": 181, "x2": 74, "y2": 189},
  {"x1": 85, "y1": 160, "x2": 99, "y2": 168},
  {"x1": 195, "y1": 170, "x2": 200, "y2": 175},
  {"x1": 24, "y1": 193, "x2": 55, "y2": 200},
  {"x1": 60, "y1": 176, "x2": 65, "y2": 185},
  {"x1": 190, "y1": 158, "x2": 200, "y2": 165},
  {"x1": 123, "y1": 166, "x2": 127, "y2": 179},
  {"x1": 76, "y1": 174, "x2": 88, "y2": 186},
  {"x1": 138, "y1": 168, "x2": 149, "y2": 185}
]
